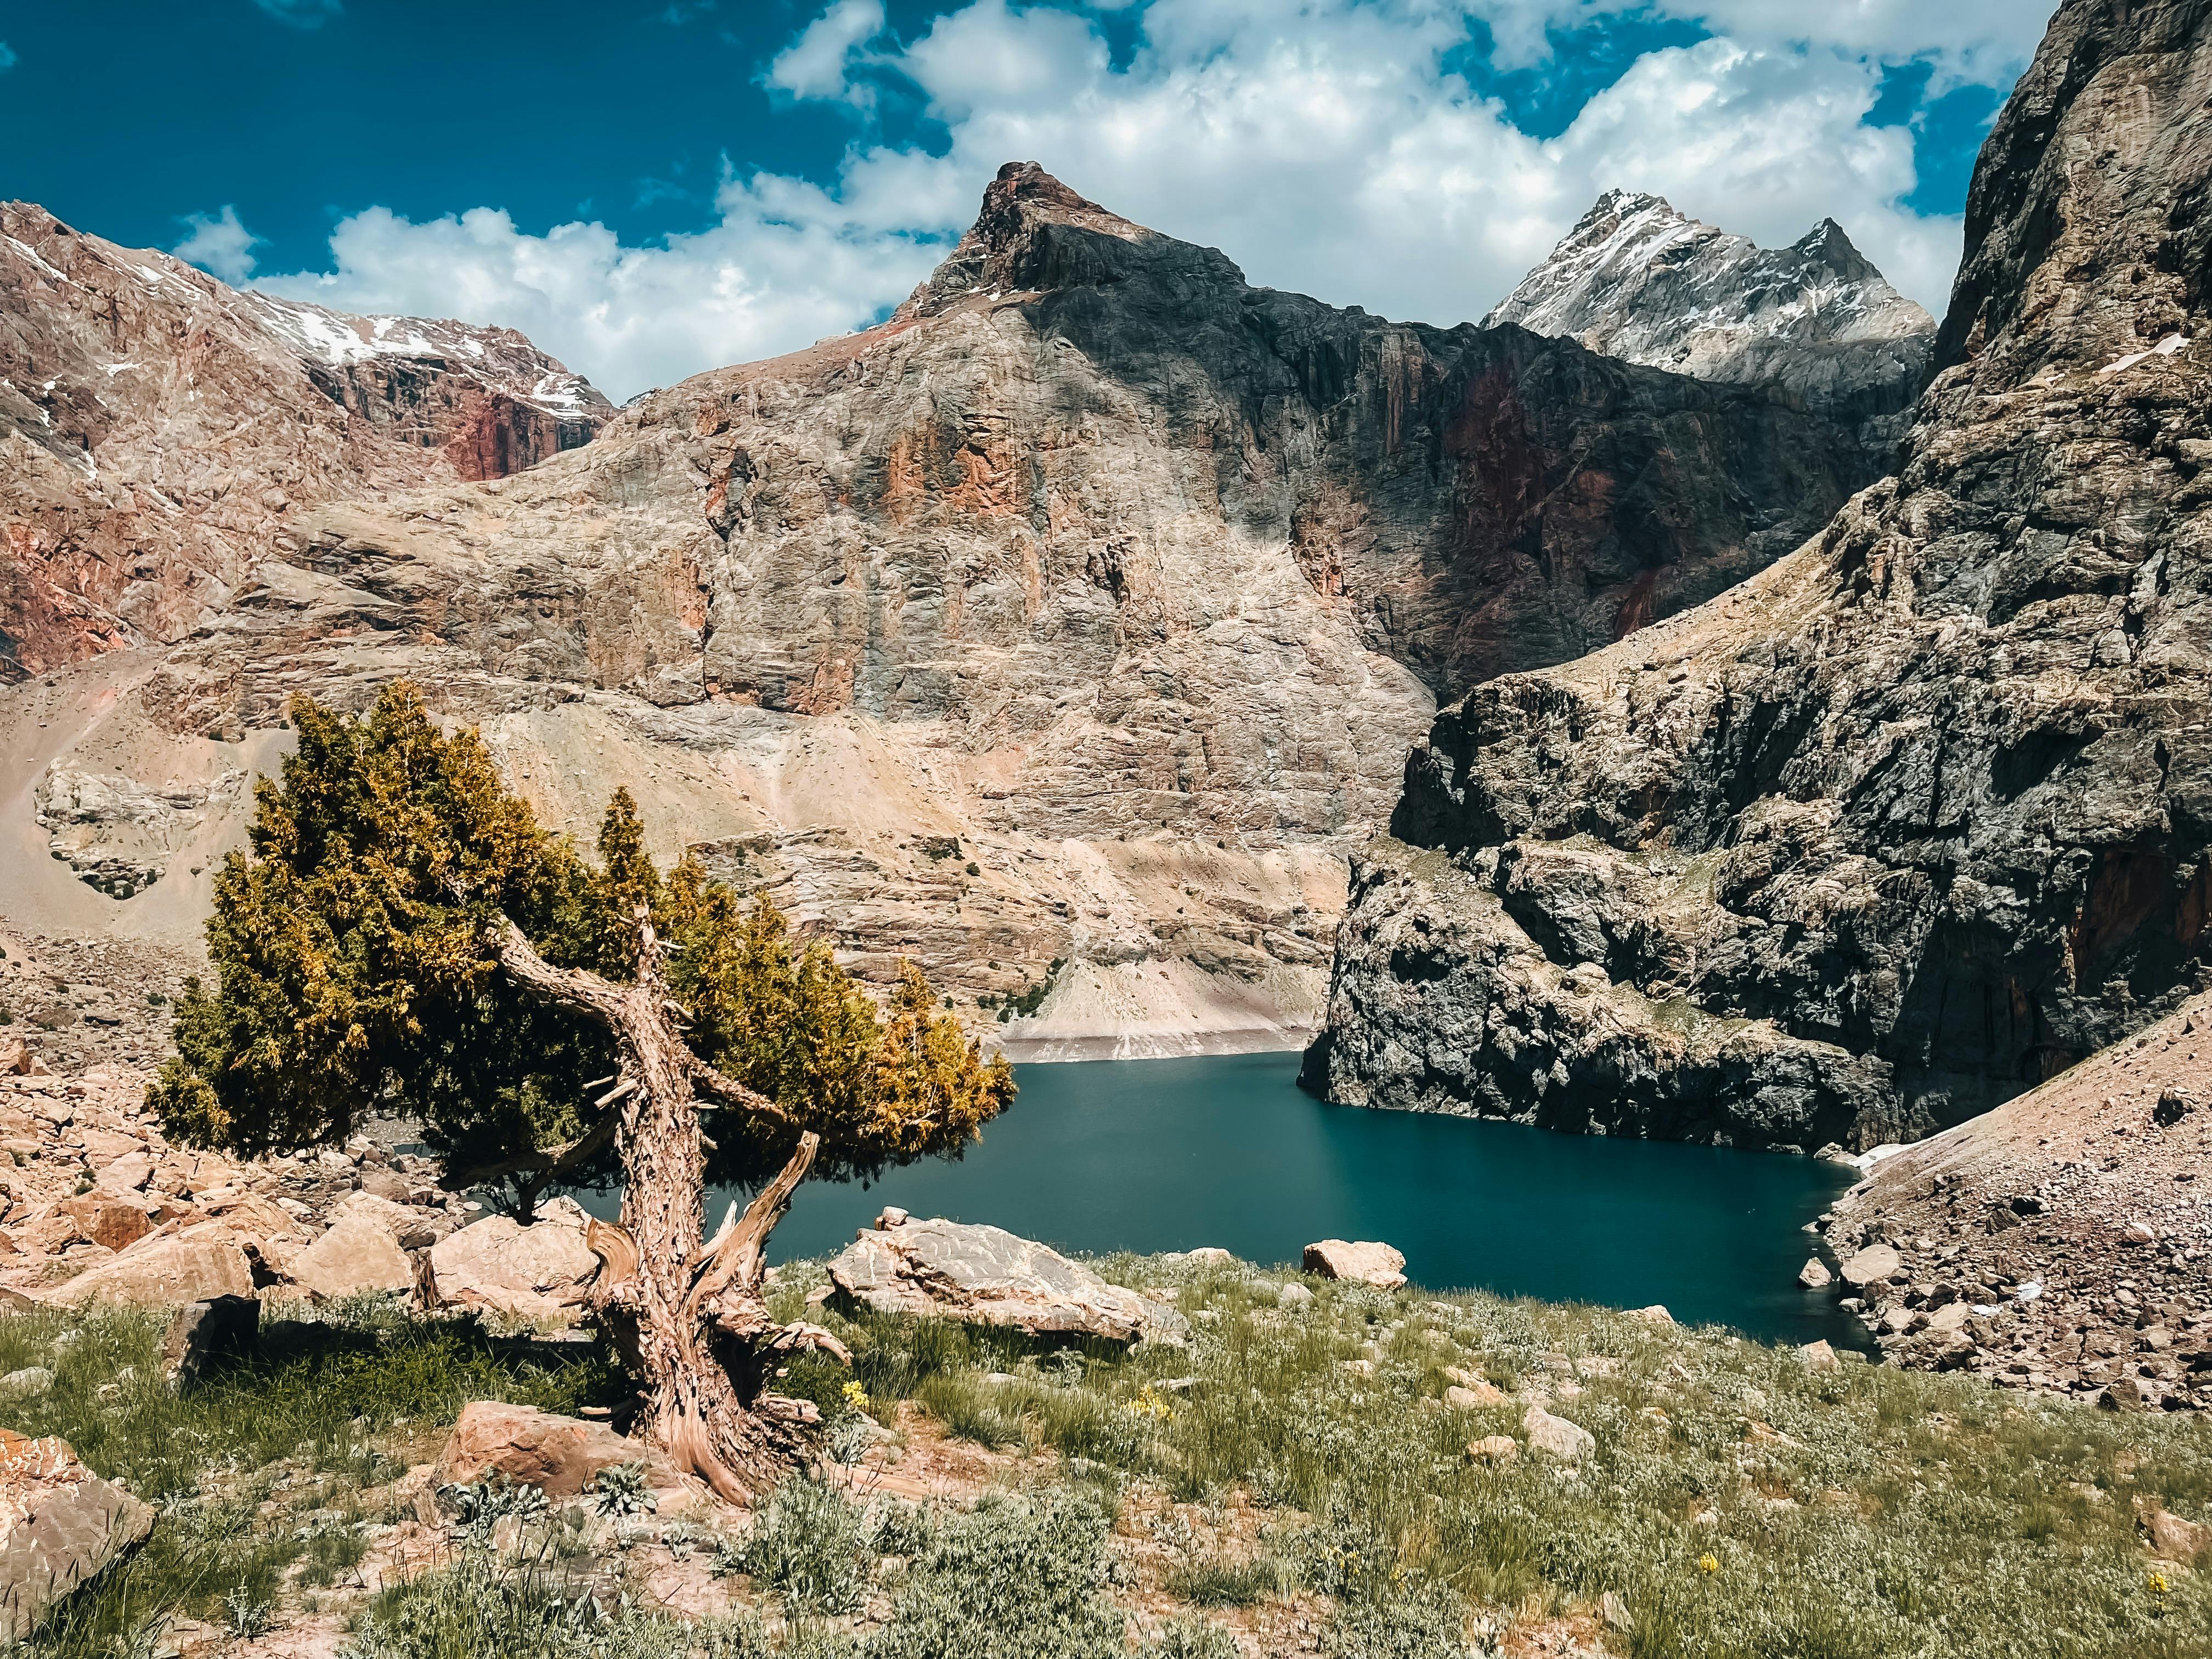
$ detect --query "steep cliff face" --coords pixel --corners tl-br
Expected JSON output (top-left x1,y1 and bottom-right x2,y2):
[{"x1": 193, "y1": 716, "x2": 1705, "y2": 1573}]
[
  {"x1": 0, "y1": 202, "x2": 610, "y2": 678},
  {"x1": 0, "y1": 167, "x2": 1882, "y2": 1049},
  {"x1": 101, "y1": 165, "x2": 1871, "y2": 1032},
  {"x1": 1310, "y1": 0, "x2": 2212, "y2": 1151},
  {"x1": 1485, "y1": 190, "x2": 1936, "y2": 460}
]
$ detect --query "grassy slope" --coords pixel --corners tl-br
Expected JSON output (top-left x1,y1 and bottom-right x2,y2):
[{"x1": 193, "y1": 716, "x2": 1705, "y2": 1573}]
[{"x1": 6, "y1": 1256, "x2": 2209, "y2": 1658}]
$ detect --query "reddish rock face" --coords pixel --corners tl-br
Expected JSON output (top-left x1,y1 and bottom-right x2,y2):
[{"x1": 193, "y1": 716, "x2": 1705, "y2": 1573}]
[{"x1": 0, "y1": 201, "x2": 610, "y2": 680}]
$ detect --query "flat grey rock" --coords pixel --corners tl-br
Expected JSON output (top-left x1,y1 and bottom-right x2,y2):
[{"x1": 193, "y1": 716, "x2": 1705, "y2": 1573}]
[{"x1": 828, "y1": 1217, "x2": 1187, "y2": 1345}]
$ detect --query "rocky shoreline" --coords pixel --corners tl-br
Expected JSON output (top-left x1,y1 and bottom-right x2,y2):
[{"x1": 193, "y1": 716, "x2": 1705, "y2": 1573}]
[{"x1": 1812, "y1": 989, "x2": 2212, "y2": 1412}]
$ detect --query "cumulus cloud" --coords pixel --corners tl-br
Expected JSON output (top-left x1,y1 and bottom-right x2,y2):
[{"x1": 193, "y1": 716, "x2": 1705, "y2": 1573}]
[
  {"x1": 174, "y1": 205, "x2": 264, "y2": 285},
  {"x1": 255, "y1": 177, "x2": 944, "y2": 402},
  {"x1": 256, "y1": 0, "x2": 2062, "y2": 400},
  {"x1": 764, "y1": 0, "x2": 886, "y2": 105},
  {"x1": 252, "y1": 0, "x2": 343, "y2": 26}
]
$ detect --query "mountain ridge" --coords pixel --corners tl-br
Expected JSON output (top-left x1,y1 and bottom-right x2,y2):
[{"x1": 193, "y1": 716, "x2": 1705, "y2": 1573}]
[
  {"x1": 1309, "y1": 0, "x2": 2212, "y2": 1166},
  {"x1": 1483, "y1": 187, "x2": 1937, "y2": 457}
]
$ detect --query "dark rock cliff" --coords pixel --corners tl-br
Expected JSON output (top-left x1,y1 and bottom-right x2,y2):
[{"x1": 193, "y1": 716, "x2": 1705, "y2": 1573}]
[{"x1": 1307, "y1": 0, "x2": 2212, "y2": 1153}]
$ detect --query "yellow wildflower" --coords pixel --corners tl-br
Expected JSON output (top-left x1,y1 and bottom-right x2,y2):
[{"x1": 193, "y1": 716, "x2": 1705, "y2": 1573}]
[
  {"x1": 2148, "y1": 1571, "x2": 2170, "y2": 1595},
  {"x1": 1697, "y1": 1554, "x2": 1719, "y2": 1576},
  {"x1": 842, "y1": 1380, "x2": 871, "y2": 1413}
]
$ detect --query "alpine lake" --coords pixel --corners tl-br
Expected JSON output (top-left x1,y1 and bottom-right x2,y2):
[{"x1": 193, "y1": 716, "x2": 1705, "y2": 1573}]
[{"x1": 670, "y1": 1050, "x2": 1864, "y2": 1350}]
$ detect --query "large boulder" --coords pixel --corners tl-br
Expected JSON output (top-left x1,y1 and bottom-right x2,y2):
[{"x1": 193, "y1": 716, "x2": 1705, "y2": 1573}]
[
  {"x1": 44, "y1": 1235, "x2": 253, "y2": 1308},
  {"x1": 278, "y1": 1214, "x2": 415, "y2": 1301},
  {"x1": 1302, "y1": 1239, "x2": 1407, "y2": 1289},
  {"x1": 427, "y1": 1201, "x2": 600, "y2": 1323},
  {"x1": 435, "y1": 1403, "x2": 676, "y2": 1499},
  {"x1": 827, "y1": 1217, "x2": 1188, "y2": 1345},
  {"x1": 1838, "y1": 1243, "x2": 1901, "y2": 1289},
  {"x1": 60, "y1": 1193, "x2": 154, "y2": 1254},
  {"x1": 328, "y1": 1190, "x2": 440, "y2": 1249},
  {"x1": 162, "y1": 1295, "x2": 260, "y2": 1386},
  {"x1": 0, "y1": 1429, "x2": 155, "y2": 1642}
]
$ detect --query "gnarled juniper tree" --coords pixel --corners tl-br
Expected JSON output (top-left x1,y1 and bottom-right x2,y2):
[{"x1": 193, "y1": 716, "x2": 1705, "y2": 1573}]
[{"x1": 150, "y1": 682, "x2": 1014, "y2": 1498}]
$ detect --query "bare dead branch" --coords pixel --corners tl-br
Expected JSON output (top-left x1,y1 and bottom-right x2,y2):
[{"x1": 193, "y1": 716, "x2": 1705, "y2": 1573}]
[{"x1": 687, "y1": 1055, "x2": 797, "y2": 1127}]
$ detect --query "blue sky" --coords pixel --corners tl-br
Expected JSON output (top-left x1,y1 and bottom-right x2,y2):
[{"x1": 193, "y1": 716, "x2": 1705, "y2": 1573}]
[{"x1": 0, "y1": 1, "x2": 2056, "y2": 399}]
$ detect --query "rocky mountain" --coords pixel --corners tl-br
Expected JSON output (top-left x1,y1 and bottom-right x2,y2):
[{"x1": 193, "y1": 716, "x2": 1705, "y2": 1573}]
[
  {"x1": 0, "y1": 166, "x2": 1882, "y2": 1057},
  {"x1": 1307, "y1": 0, "x2": 2212, "y2": 1154},
  {"x1": 1485, "y1": 189, "x2": 1937, "y2": 458},
  {"x1": 0, "y1": 201, "x2": 611, "y2": 679}
]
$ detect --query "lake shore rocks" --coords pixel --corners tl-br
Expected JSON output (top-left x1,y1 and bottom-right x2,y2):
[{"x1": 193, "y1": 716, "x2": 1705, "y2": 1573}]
[
  {"x1": 0, "y1": 1062, "x2": 467, "y2": 1320},
  {"x1": 0, "y1": 1427, "x2": 155, "y2": 1643},
  {"x1": 1302, "y1": 1240, "x2": 1407, "y2": 1289},
  {"x1": 1825, "y1": 989, "x2": 2212, "y2": 1409},
  {"x1": 827, "y1": 1217, "x2": 1188, "y2": 1345}
]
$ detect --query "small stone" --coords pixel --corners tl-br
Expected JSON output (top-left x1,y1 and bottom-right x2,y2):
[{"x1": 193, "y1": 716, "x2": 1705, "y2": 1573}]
[
  {"x1": 1797, "y1": 1340, "x2": 1839, "y2": 1370},
  {"x1": 1600, "y1": 1592, "x2": 1633, "y2": 1632},
  {"x1": 2123, "y1": 1220, "x2": 2158, "y2": 1245},
  {"x1": 1632, "y1": 1304, "x2": 1673, "y2": 1324},
  {"x1": 1465, "y1": 1435, "x2": 1519, "y2": 1465},
  {"x1": 435, "y1": 1402, "x2": 678, "y2": 1499},
  {"x1": 1522, "y1": 1404, "x2": 1595, "y2": 1461},
  {"x1": 1301, "y1": 1239, "x2": 1406, "y2": 1289},
  {"x1": 1443, "y1": 1383, "x2": 1506, "y2": 1410},
  {"x1": 1277, "y1": 1283, "x2": 1313, "y2": 1309},
  {"x1": 1798, "y1": 1257, "x2": 1832, "y2": 1289},
  {"x1": 2140, "y1": 1503, "x2": 2210, "y2": 1561},
  {"x1": 0, "y1": 1367, "x2": 54, "y2": 1397},
  {"x1": 876, "y1": 1206, "x2": 910, "y2": 1229}
]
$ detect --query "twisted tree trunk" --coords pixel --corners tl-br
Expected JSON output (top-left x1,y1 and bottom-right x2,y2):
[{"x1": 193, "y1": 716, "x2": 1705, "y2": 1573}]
[{"x1": 489, "y1": 913, "x2": 845, "y2": 1502}]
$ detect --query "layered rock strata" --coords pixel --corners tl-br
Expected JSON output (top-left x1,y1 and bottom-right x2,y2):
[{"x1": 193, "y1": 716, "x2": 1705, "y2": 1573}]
[
  {"x1": 1310, "y1": 0, "x2": 2212, "y2": 1150},
  {"x1": 1485, "y1": 190, "x2": 1936, "y2": 456},
  {"x1": 0, "y1": 201, "x2": 610, "y2": 678},
  {"x1": 9, "y1": 163, "x2": 1886, "y2": 1045}
]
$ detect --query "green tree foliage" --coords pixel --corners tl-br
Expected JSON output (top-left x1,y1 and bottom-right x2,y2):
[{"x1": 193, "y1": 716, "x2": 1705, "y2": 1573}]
[{"x1": 151, "y1": 683, "x2": 1014, "y2": 1192}]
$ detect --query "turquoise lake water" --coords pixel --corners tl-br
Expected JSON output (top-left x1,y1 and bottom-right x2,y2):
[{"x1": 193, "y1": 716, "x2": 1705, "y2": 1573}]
[{"x1": 723, "y1": 1050, "x2": 1859, "y2": 1348}]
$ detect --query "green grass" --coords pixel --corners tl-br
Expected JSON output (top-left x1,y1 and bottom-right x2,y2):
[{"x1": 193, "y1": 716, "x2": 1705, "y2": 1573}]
[
  {"x1": 769, "y1": 1255, "x2": 2212, "y2": 1659},
  {"x1": 12, "y1": 1261, "x2": 2212, "y2": 1658},
  {"x1": 5, "y1": 1297, "x2": 620, "y2": 1656}
]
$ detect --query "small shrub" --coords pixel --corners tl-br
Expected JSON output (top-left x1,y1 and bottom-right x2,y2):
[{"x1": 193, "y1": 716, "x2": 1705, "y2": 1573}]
[
  {"x1": 1142, "y1": 1616, "x2": 1241, "y2": 1659},
  {"x1": 300, "y1": 1523, "x2": 369, "y2": 1588},
  {"x1": 590, "y1": 1459, "x2": 657, "y2": 1517},
  {"x1": 873, "y1": 1491, "x2": 1124, "y2": 1659},
  {"x1": 740, "y1": 1476, "x2": 866, "y2": 1615},
  {"x1": 1164, "y1": 1554, "x2": 1282, "y2": 1606}
]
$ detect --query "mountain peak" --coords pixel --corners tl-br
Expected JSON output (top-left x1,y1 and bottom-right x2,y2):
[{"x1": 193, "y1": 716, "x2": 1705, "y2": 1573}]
[
  {"x1": 895, "y1": 161, "x2": 1178, "y2": 323},
  {"x1": 1485, "y1": 190, "x2": 1935, "y2": 445}
]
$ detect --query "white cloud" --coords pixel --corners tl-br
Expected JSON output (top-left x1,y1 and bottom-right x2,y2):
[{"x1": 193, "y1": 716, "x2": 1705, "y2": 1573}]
[
  {"x1": 1649, "y1": 0, "x2": 2050, "y2": 92},
  {"x1": 253, "y1": 0, "x2": 342, "y2": 26},
  {"x1": 254, "y1": 178, "x2": 945, "y2": 402},
  {"x1": 765, "y1": 0, "x2": 886, "y2": 105},
  {"x1": 174, "y1": 205, "x2": 264, "y2": 285},
  {"x1": 255, "y1": 0, "x2": 2063, "y2": 400},
  {"x1": 1468, "y1": 0, "x2": 2046, "y2": 88}
]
